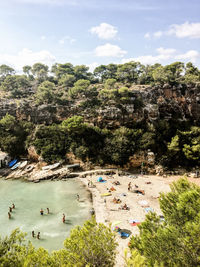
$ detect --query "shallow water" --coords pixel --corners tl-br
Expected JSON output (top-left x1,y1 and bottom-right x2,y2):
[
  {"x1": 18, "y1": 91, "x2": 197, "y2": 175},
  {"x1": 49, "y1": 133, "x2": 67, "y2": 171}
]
[{"x1": 0, "y1": 179, "x2": 91, "y2": 252}]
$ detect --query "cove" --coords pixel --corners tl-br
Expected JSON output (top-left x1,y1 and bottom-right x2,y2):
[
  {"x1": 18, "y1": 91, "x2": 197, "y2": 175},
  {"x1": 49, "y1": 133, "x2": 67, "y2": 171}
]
[{"x1": 0, "y1": 178, "x2": 92, "y2": 251}]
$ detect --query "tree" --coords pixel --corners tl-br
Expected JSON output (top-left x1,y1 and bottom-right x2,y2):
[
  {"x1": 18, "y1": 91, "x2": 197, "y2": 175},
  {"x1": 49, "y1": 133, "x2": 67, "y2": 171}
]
[
  {"x1": 0, "y1": 114, "x2": 33, "y2": 157},
  {"x1": 52, "y1": 63, "x2": 74, "y2": 79},
  {"x1": 52, "y1": 218, "x2": 117, "y2": 267},
  {"x1": 68, "y1": 79, "x2": 90, "y2": 98},
  {"x1": 32, "y1": 63, "x2": 49, "y2": 80},
  {"x1": 116, "y1": 62, "x2": 142, "y2": 84},
  {"x1": 104, "y1": 78, "x2": 117, "y2": 89},
  {"x1": 23, "y1": 65, "x2": 32, "y2": 76},
  {"x1": 0, "y1": 64, "x2": 15, "y2": 77},
  {"x1": 58, "y1": 74, "x2": 76, "y2": 88},
  {"x1": 35, "y1": 81, "x2": 55, "y2": 104},
  {"x1": 129, "y1": 178, "x2": 200, "y2": 266}
]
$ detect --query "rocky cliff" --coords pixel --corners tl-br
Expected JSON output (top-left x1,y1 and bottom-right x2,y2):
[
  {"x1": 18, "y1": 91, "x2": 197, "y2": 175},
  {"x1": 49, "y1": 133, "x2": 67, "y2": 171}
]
[{"x1": 0, "y1": 84, "x2": 200, "y2": 127}]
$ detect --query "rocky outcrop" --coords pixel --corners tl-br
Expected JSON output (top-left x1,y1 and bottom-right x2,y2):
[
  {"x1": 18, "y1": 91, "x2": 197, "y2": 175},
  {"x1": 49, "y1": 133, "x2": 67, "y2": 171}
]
[{"x1": 0, "y1": 84, "x2": 200, "y2": 127}]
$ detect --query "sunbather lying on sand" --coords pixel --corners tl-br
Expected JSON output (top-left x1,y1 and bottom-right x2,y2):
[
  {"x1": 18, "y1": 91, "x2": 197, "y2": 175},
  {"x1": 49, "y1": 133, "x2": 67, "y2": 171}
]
[
  {"x1": 119, "y1": 203, "x2": 130, "y2": 210},
  {"x1": 113, "y1": 181, "x2": 120, "y2": 185},
  {"x1": 113, "y1": 197, "x2": 122, "y2": 204}
]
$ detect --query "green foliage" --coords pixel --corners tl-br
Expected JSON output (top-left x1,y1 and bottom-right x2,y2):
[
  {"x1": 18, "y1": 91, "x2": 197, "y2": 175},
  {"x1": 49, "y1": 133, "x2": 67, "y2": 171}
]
[
  {"x1": 167, "y1": 126, "x2": 200, "y2": 166},
  {"x1": 68, "y1": 79, "x2": 90, "y2": 98},
  {"x1": 0, "y1": 64, "x2": 15, "y2": 77},
  {"x1": 124, "y1": 248, "x2": 147, "y2": 267},
  {"x1": 32, "y1": 63, "x2": 49, "y2": 80},
  {"x1": 0, "y1": 114, "x2": 33, "y2": 157},
  {"x1": 53, "y1": 217, "x2": 117, "y2": 267},
  {"x1": 35, "y1": 81, "x2": 55, "y2": 104},
  {"x1": 104, "y1": 78, "x2": 117, "y2": 89},
  {"x1": 0, "y1": 75, "x2": 31, "y2": 98},
  {"x1": 129, "y1": 178, "x2": 200, "y2": 266},
  {"x1": 32, "y1": 124, "x2": 68, "y2": 162}
]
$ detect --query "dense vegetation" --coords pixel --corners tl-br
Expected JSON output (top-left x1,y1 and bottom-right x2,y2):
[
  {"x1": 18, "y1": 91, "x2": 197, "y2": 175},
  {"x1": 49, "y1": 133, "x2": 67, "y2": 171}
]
[
  {"x1": 0, "y1": 61, "x2": 200, "y2": 168},
  {"x1": 129, "y1": 178, "x2": 200, "y2": 266},
  {"x1": 1, "y1": 178, "x2": 200, "y2": 266},
  {"x1": 0, "y1": 218, "x2": 117, "y2": 267}
]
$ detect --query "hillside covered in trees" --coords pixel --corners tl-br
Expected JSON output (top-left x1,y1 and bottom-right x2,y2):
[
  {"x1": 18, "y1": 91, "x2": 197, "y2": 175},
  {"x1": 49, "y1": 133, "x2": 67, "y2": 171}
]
[{"x1": 0, "y1": 61, "x2": 200, "y2": 169}]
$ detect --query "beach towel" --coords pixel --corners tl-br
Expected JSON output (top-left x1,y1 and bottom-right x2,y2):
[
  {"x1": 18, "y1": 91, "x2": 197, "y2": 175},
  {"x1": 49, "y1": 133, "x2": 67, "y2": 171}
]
[
  {"x1": 138, "y1": 200, "x2": 149, "y2": 207},
  {"x1": 129, "y1": 219, "x2": 141, "y2": 226}
]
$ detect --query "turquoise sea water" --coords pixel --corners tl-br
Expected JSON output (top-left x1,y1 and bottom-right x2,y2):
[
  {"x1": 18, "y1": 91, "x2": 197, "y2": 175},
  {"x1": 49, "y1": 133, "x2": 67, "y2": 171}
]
[{"x1": 0, "y1": 179, "x2": 91, "y2": 251}]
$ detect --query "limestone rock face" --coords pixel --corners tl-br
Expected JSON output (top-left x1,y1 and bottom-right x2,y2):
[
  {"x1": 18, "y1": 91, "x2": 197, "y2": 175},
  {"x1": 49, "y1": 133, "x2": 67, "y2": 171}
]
[{"x1": 0, "y1": 85, "x2": 199, "y2": 126}]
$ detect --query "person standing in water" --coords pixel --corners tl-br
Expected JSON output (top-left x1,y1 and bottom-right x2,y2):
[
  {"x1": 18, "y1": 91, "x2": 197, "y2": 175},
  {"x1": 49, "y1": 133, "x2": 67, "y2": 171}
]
[
  {"x1": 37, "y1": 232, "x2": 40, "y2": 239},
  {"x1": 76, "y1": 194, "x2": 80, "y2": 201},
  {"x1": 40, "y1": 208, "x2": 44, "y2": 215},
  {"x1": 9, "y1": 207, "x2": 12, "y2": 212},
  {"x1": 8, "y1": 212, "x2": 11, "y2": 219},
  {"x1": 62, "y1": 213, "x2": 65, "y2": 223},
  {"x1": 47, "y1": 208, "x2": 49, "y2": 214},
  {"x1": 12, "y1": 203, "x2": 15, "y2": 209},
  {"x1": 32, "y1": 231, "x2": 35, "y2": 238}
]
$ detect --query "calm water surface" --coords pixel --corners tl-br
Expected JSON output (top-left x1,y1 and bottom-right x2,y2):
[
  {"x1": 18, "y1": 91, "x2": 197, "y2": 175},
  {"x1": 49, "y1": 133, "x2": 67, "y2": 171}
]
[{"x1": 0, "y1": 179, "x2": 91, "y2": 251}]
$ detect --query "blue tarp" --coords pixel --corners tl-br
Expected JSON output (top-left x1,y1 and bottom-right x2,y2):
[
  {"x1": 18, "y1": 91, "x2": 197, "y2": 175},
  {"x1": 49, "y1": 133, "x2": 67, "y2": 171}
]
[{"x1": 8, "y1": 159, "x2": 17, "y2": 168}]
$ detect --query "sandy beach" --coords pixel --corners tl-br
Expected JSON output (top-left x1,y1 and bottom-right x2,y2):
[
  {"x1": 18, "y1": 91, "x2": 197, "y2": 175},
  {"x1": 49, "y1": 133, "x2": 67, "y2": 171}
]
[{"x1": 79, "y1": 172, "x2": 199, "y2": 267}]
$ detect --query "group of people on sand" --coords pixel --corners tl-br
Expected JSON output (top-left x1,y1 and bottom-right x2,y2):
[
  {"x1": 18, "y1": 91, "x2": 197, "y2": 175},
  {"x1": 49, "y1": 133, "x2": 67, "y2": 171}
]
[{"x1": 8, "y1": 203, "x2": 15, "y2": 219}]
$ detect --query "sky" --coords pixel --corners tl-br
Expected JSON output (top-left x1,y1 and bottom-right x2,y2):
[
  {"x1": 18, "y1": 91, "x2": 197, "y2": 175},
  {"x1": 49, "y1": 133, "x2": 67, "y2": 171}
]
[{"x1": 0, "y1": 0, "x2": 200, "y2": 72}]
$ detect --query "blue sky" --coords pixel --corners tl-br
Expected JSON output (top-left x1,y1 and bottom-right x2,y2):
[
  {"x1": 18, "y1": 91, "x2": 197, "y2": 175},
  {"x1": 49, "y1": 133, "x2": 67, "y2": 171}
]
[{"x1": 0, "y1": 0, "x2": 200, "y2": 71}]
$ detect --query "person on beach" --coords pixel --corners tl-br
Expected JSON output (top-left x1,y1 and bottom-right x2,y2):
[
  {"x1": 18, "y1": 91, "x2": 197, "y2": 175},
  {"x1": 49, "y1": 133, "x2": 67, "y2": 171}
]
[
  {"x1": 8, "y1": 212, "x2": 11, "y2": 219},
  {"x1": 47, "y1": 208, "x2": 49, "y2": 214},
  {"x1": 128, "y1": 182, "x2": 132, "y2": 191},
  {"x1": 9, "y1": 207, "x2": 12, "y2": 212},
  {"x1": 76, "y1": 194, "x2": 80, "y2": 201},
  {"x1": 12, "y1": 203, "x2": 15, "y2": 209},
  {"x1": 40, "y1": 208, "x2": 44, "y2": 215},
  {"x1": 37, "y1": 232, "x2": 40, "y2": 239},
  {"x1": 62, "y1": 213, "x2": 65, "y2": 223},
  {"x1": 32, "y1": 231, "x2": 35, "y2": 238}
]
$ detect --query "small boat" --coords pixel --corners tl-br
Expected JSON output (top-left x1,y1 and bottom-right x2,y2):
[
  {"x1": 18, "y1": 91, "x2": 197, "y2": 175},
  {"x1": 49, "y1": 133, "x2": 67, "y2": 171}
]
[
  {"x1": 19, "y1": 161, "x2": 28, "y2": 169},
  {"x1": 49, "y1": 162, "x2": 60, "y2": 170},
  {"x1": 8, "y1": 159, "x2": 17, "y2": 168},
  {"x1": 42, "y1": 162, "x2": 60, "y2": 171},
  {"x1": 11, "y1": 162, "x2": 20, "y2": 170},
  {"x1": 24, "y1": 165, "x2": 34, "y2": 172}
]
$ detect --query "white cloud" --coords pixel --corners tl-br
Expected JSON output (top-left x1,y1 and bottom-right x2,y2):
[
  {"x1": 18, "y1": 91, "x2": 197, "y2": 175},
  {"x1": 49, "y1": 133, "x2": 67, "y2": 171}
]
[
  {"x1": 167, "y1": 22, "x2": 200, "y2": 39},
  {"x1": 144, "y1": 32, "x2": 150, "y2": 39},
  {"x1": 0, "y1": 48, "x2": 56, "y2": 71},
  {"x1": 153, "y1": 31, "x2": 163, "y2": 38},
  {"x1": 87, "y1": 62, "x2": 99, "y2": 72},
  {"x1": 59, "y1": 36, "x2": 76, "y2": 45},
  {"x1": 122, "y1": 47, "x2": 200, "y2": 65},
  {"x1": 156, "y1": 47, "x2": 176, "y2": 56},
  {"x1": 95, "y1": 43, "x2": 127, "y2": 58},
  {"x1": 90, "y1": 23, "x2": 118, "y2": 40},
  {"x1": 41, "y1": 35, "x2": 46, "y2": 40},
  {"x1": 175, "y1": 50, "x2": 199, "y2": 63}
]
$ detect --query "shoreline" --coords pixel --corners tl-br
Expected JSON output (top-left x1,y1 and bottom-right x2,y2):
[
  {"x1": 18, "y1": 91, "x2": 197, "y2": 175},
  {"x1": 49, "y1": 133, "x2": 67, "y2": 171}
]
[
  {"x1": 77, "y1": 172, "x2": 200, "y2": 266},
  {"x1": 1, "y1": 164, "x2": 200, "y2": 266}
]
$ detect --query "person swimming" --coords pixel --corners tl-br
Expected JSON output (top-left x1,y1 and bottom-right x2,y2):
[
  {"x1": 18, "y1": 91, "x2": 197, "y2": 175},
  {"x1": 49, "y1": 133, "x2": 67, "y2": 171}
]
[
  {"x1": 32, "y1": 231, "x2": 35, "y2": 238},
  {"x1": 62, "y1": 213, "x2": 65, "y2": 223},
  {"x1": 40, "y1": 208, "x2": 44, "y2": 215},
  {"x1": 37, "y1": 232, "x2": 40, "y2": 239}
]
